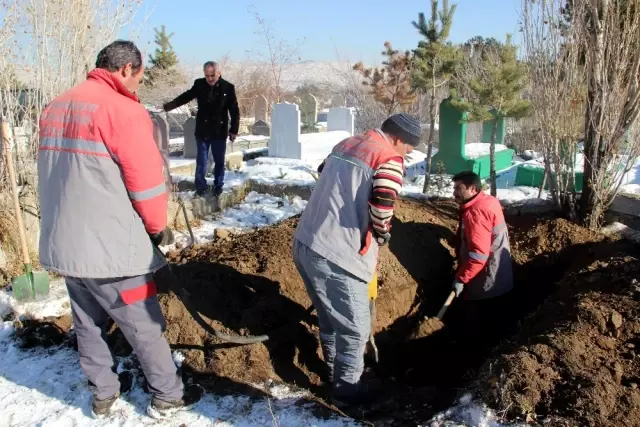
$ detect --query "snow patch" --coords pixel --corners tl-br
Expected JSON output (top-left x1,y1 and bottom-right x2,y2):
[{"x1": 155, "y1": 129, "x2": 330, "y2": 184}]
[
  {"x1": 0, "y1": 323, "x2": 356, "y2": 426},
  {"x1": 165, "y1": 192, "x2": 307, "y2": 249},
  {"x1": 426, "y1": 393, "x2": 523, "y2": 426},
  {"x1": 0, "y1": 279, "x2": 71, "y2": 319},
  {"x1": 465, "y1": 143, "x2": 509, "y2": 160}
]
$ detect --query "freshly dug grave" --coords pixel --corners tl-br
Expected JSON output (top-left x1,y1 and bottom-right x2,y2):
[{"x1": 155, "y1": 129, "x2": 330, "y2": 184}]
[
  {"x1": 155, "y1": 198, "x2": 460, "y2": 393},
  {"x1": 10, "y1": 198, "x2": 639, "y2": 426}
]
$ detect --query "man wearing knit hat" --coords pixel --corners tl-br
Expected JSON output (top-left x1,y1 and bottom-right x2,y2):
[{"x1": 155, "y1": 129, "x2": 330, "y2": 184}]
[{"x1": 292, "y1": 112, "x2": 421, "y2": 407}]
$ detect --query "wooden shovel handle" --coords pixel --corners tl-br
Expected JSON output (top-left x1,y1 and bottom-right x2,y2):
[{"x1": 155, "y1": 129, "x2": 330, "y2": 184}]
[
  {"x1": 436, "y1": 290, "x2": 457, "y2": 320},
  {"x1": 1, "y1": 120, "x2": 30, "y2": 265}
]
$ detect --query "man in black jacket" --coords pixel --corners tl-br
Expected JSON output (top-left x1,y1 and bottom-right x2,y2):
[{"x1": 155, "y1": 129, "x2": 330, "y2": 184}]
[{"x1": 163, "y1": 61, "x2": 240, "y2": 197}]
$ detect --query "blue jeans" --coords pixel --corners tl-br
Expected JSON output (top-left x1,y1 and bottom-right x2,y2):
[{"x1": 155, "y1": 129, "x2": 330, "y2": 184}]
[
  {"x1": 195, "y1": 138, "x2": 226, "y2": 193},
  {"x1": 292, "y1": 239, "x2": 370, "y2": 396}
]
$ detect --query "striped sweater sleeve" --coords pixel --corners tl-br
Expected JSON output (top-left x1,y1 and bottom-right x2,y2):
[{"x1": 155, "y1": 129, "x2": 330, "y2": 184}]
[{"x1": 369, "y1": 156, "x2": 404, "y2": 236}]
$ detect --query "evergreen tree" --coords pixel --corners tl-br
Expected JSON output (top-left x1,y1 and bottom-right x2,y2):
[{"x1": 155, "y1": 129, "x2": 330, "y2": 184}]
[
  {"x1": 353, "y1": 42, "x2": 416, "y2": 115},
  {"x1": 452, "y1": 34, "x2": 530, "y2": 196},
  {"x1": 148, "y1": 25, "x2": 178, "y2": 69},
  {"x1": 412, "y1": 0, "x2": 461, "y2": 194},
  {"x1": 145, "y1": 25, "x2": 184, "y2": 87}
]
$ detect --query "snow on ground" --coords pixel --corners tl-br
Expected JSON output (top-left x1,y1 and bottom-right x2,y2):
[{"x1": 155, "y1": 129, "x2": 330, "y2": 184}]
[
  {"x1": 166, "y1": 192, "x2": 307, "y2": 248},
  {"x1": 0, "y1": 317, "x2": 356, "y2": 427},
  {"x1": 465, "y1": 143, "x2": 509, "y2": 160},
  {"x1": 0, "y1": 281, "x2": 517, "y2": 427},
  {"x1": 0, "y1": 279, "x2": 71, "y2": 319},
  {"x1": 168, "y1": 135, "x2": 269, "y2": 147},
  {"x1": 172, "y1": 157, "x2": 320, "y2": 192}
]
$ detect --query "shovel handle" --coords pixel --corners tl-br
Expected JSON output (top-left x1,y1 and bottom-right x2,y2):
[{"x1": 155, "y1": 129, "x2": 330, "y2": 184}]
[
  {"x1": 436, "y1": 290, "x2": 457, "y2": 320},
  {"x1": 1, "y1": 120, "x2": 31, "y2": 266}
]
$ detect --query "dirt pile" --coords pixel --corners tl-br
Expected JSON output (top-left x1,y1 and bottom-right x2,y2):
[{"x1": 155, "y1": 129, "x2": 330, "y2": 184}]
[
  {"x1": 10, "y1": 198, "x2": 640, "y2": 425},
  {"x1": 155, "y1": 199, "x2": 459, "y2": 391},
  {"x1": 475, "y1": 241, "x2": 640, "y2": 426}
]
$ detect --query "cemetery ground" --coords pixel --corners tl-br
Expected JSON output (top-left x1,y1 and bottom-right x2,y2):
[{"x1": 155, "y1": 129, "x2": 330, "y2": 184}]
[
  {"x1": 1, "y1": 126, "x2": 640, "y2": 425},
  {"x1": 2, "y1": 191, "x2": 640, "y2": 426}
]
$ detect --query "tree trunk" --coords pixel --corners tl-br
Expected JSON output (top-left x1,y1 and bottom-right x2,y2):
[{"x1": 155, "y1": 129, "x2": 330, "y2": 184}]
[
  {"x1": 538, "y1": 167, "x2": 548, "y2": 199},
  {"x1": 422, "y1": 86, "x2": 437, "y2": 194},
  {"x1": 489, "y1": 120, "x2": 498, "y2": 197},
  {"x1": 579, "y1": 2, "x2": 606, "y2": 229}
]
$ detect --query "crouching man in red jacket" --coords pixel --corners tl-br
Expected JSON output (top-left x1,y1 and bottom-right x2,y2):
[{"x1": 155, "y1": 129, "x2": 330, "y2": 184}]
[
  {"x1": 450, "y1": 171, "x2": 514, "y2": 345},
  {"x1": 37, "y1": 40, "x2": 202, "y2": 419}
]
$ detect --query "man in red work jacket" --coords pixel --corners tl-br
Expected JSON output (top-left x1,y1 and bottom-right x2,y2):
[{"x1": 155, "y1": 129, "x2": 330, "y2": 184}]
[
  {"x1": 38, "y1": 40, "x2": 201, "y2": 419},
  {"x1": 450, "y1": 171, "x2": 514, "y2": 342}
]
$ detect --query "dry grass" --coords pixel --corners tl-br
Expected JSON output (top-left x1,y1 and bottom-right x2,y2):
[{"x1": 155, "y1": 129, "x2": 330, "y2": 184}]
[{"x1": 0, "y1": 196, "x2": 40, "y2": 286}]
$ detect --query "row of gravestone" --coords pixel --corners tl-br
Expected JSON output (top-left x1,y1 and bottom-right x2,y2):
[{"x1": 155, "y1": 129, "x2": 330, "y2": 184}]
[{"x1": 251, "y1": 94, "x2": 347, "y2": 137}]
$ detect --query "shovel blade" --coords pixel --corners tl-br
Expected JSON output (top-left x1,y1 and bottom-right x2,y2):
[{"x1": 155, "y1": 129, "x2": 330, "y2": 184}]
[
  {"x1": 11, "y1": 270, "x2": 50, "y2": 301},
  {"x1": 32, "y1": 270, "x2": 50, "y2": 297},
  {"x1": 11, "y1": 274, "x2": 35, "y2": 301}
]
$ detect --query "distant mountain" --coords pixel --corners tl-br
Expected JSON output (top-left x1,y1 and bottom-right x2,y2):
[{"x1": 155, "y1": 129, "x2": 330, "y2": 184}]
[{"x1": 181, "y1": 60, "x2": 365, "y2": 91}]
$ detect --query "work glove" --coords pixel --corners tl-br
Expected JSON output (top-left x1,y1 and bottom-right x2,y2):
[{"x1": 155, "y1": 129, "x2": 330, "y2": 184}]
[
  {"x1": 149, "y1": 226, "x2": 174, "y2": 247},
  {"x1": 452, "y1": 281, "x2": 465, "y2": 298},
  {"x1": 375, "y1": 232, "x2": 391, "y2": 247}
]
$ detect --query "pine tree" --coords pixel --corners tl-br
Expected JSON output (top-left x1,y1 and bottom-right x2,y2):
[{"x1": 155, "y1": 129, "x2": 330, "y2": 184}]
[
  {"x1": 145, "y1": 25, "x2": 183, "y2": 87},
  {"x1": 452, "y1": 34, "x2": 530, "y2": 196},
  {"x1": 412, "y1": 0, "x2": 461, "y2": 194},
  {"x1": 353, "y1": 42, "x2": 416, "y2": 116},
  {"x1": 148, "y1": 25, "x2": 178, "y2": 69}
]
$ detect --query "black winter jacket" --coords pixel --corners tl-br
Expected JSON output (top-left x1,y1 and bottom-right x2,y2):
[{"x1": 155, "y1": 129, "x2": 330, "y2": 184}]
[{"x1": 163, "y1": 77, "x2": 240, "y2": 140}]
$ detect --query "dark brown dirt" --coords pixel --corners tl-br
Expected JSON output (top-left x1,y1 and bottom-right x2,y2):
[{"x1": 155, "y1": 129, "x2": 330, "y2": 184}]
[
  {"x1": 10, "y1": 199, "x2": 640, "y2": 426},
  {"x1": 154, "y1": 198, "x2": 460, "y2": 393},
  {"x1": 475, "y1": 243, "x2": 640, "y2": 426}
]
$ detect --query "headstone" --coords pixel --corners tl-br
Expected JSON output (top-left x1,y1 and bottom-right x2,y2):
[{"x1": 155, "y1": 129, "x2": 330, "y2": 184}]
[
  {"x1": 327, "y1": 107, "x2": 355, "y2": 135},
  {"x1": 252, "y1": 119, "x2": 270, "y2": 136},
  {"x1": 300, "y1": 93, "x2": 318, "y2": 126},
  {"x1": 254, "y1": 95, "x2": 268, "y2": 123},
  {"x1": 149, "y1": 112, "x2": 172, "y2": 190},
  {"x1": 269, "y1": 103, "x2": 301, "y2": 158},
  {"x1": 283, "y1": 94, "x2": 301, "y2": 105},
  {"x1": 183, "y1": 117, "x2": 197, "y2": 158},
  {"x1": 331, "y1": 95, "x2": 346, "y2": 107}
]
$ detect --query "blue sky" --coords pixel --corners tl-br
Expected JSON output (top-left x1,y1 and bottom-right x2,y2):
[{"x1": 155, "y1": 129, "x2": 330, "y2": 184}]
[{"x1": 128, "y1": 0, "x2": 522, "y2": 66}]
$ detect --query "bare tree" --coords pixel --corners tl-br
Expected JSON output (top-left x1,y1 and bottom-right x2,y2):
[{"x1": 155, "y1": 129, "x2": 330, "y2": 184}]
[
  {"x1": 0, "y1": 0, "x2": 144, "y2": 211},
  {"x1": 521, "y1": 0, "x2": 588, "y2": 216},
  {"x1": 247, "y1": 8, "x2": 304, "y2": 103},
  {"x1": 576, "y1": 0, "x2": 640, "y2": 228}
]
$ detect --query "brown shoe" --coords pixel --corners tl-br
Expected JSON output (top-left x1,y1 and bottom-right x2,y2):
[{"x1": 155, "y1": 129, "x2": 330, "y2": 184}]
[
  {"x1": 146, "y1": 384, "x2": 204, "y2": 419},
  {"x1": 90, "y1": 371, "x2": 134, "y2": 418}
]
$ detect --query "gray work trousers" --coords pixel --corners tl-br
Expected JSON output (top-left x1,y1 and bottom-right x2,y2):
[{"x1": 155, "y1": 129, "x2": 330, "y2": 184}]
[
  {"x1": 65, "y1": 274, "x2": 183, "y2": 401},
  {"x1": 292, "y1": 240, "x2": 370, "y2": 396}
]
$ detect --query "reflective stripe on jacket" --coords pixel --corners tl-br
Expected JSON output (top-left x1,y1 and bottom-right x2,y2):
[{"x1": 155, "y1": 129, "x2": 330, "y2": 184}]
[
  {"x1": 37, "y1": 69, "x2": 168, "y2": 278},
  {"x1": 456, "y1": 191, "x2": 514, "y2": 300},
  {"x1": 293, "y1": 130, "x2": 403, "y2": 282}
]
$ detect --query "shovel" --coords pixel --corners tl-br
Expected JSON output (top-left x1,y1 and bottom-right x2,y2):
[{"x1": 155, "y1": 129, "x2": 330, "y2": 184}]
[
  {"x1": 367, "y1": 271, "x2": 379, "y2": 363},
  {"x1": 1, "y1": 119, "x2": 50, "y2": 301},
  {"x1": 412, "y1": 290, "x2": 457, "y2": 338}
]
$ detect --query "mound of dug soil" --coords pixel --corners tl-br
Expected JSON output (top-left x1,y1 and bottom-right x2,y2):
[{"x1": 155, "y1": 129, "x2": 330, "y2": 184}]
[
  {"x1": 156, "y1": 199, "x2": 459, "y2": 391},
  {"x1": 12, "y1": 198, "x2": 639, "y2": 425},
  {"x1": 475, "y1": 241, "x2": 640, "y2": 426}
]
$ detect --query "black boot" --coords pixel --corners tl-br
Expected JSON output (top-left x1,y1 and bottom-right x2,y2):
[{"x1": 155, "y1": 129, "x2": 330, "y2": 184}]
[{"x1": 331, "y1": 376, "x2": 384, "y2": 409}]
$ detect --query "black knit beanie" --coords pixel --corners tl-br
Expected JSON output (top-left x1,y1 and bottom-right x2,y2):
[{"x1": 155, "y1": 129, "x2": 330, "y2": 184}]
[{"x1": 380, "y1": 113, "x2": 421, "y2": 147}]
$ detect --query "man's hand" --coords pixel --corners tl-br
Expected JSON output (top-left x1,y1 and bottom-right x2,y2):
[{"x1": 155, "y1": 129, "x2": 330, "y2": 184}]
[
  {"x1": 149, "y1": 227, "x2": 174, "y2": 247},
  {"x1": 375, "y1": 232, "x2": 391, "y2": 247},
  {"x1": 229, "y1": 134, "x2": 237, "y2": 142},
  {"x1": 452, "y1": 281, "x2": 465, "y2": 297}
]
